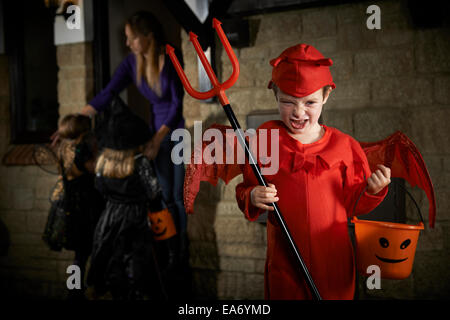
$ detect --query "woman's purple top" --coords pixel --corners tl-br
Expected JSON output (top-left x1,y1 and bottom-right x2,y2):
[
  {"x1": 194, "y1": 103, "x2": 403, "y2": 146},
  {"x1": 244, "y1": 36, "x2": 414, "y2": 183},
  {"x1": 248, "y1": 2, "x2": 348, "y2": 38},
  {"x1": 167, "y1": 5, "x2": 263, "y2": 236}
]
[{"x1": 89, "y1": 53, "x2": 185, "y2": 133}]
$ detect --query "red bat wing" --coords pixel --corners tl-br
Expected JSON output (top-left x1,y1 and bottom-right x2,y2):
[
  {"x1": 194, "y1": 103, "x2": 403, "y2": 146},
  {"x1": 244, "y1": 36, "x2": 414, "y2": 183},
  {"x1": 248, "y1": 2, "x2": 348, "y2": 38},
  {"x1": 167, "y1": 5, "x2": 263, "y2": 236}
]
[
  {"x1": 360, "y1": 131, "x2": 436, "y2": 228},
  {"x1": 184, "y1": 124, "x2": 243, "y2": 214}
]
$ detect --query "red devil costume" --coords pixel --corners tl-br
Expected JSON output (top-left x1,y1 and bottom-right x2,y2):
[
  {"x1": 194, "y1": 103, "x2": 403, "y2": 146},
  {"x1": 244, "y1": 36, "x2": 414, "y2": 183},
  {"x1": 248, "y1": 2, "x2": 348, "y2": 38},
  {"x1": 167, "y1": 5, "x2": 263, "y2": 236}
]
[
  {"x1": 182, "y1": 44, "x2": 436, "y2": 300},
  {"x1": 237, "y1": 45, "x2": 385, "y2": 299}
]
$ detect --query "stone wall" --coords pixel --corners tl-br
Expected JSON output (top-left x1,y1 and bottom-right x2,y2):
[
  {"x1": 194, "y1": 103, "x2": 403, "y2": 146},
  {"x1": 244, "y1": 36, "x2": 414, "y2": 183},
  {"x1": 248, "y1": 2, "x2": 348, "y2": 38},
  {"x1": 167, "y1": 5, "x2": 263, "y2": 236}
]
[
  {"x1": 185, "y1": 0, "x2": 450, "y2": 299},
  {"x1": 0, "y1": 42, "x2": 94, "y2": 299}
]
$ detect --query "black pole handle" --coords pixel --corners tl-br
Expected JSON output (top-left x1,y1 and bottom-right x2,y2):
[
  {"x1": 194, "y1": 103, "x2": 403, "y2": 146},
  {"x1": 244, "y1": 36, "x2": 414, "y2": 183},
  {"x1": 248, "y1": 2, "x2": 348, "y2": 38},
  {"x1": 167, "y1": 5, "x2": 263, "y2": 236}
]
[{"x1": 223, "y1": 104, "x2": 322, "y2": 300}]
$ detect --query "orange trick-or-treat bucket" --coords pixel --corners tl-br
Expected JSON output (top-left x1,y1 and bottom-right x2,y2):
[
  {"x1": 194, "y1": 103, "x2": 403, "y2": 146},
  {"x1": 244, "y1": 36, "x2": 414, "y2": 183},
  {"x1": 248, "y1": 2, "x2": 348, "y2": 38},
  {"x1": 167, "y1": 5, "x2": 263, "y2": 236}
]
[
  {"x1": 353, "y1": 131, "x2": 436, "y2": 280},
  {"x1": 148, "y1": 208, "x2": 177, "y2": 241},
  {"x1": 351, "y1": 216, "x2": 424, "y2": 280}
]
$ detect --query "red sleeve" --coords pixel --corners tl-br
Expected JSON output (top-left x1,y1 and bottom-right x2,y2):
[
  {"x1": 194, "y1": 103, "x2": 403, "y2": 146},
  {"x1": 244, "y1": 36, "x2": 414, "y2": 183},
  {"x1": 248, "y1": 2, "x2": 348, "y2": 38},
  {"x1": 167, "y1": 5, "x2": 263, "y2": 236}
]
[
  {"x1": 344, "y1": 138, "x2": 388, "y2": 217},
  {"x1": 235, "y1": 164, "x2": 265, "y2": 221}
]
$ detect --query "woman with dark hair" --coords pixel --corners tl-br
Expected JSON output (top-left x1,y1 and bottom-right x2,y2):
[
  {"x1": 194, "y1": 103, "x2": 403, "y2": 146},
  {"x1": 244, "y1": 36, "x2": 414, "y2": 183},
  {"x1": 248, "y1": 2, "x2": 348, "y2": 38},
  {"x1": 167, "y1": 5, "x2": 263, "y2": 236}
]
[{"x1": 63, "y1": 11, "x2": 190, "y2": 298}]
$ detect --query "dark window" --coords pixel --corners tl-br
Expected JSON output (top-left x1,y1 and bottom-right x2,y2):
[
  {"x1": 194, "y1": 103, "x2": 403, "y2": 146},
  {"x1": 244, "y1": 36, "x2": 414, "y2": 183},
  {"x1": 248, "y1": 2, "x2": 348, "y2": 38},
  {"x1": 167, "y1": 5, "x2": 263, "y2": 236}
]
[{"x1": 3, "y1": 0, "x2": 58, "y2": 144}]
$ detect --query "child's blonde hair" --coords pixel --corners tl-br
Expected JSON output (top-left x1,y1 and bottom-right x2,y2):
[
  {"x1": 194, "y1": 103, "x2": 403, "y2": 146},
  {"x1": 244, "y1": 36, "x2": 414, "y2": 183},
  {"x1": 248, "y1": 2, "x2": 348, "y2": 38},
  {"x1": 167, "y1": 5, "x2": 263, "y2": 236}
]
[
  {"x1": 57, "y1": 114, "x2": 92, "y2": 179},
  {"x1": 95, "y1": 147, "x2": 142, "y2": 179},
  {"x1": 58, "y1": 114, "x2": 91, "y2": 140}
]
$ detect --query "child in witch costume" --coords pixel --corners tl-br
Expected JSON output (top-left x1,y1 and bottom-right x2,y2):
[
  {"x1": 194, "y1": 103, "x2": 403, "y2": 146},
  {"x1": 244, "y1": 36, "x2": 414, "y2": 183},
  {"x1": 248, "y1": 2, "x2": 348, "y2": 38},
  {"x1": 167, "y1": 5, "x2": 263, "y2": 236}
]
[
  {"x1": 235, "y1": 44, "x2": 391, "y2": 299},
  {"x1": 86, "y1": 98, "x2": 166, "y2": 300},
  {"x1": 43, "y1": 114, "x2": 105, "y2": 298}
]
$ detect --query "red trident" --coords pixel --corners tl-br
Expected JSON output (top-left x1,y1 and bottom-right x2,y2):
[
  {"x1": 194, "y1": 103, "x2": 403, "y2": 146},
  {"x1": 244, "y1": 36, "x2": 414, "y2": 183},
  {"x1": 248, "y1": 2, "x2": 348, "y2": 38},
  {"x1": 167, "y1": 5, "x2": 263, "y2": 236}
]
[
  {"x1": 166, "y1": 18, "x2": 238, "y2": 106},
  {"x1": 166, "y1": 18, "x2": 321, "y2": 300}
]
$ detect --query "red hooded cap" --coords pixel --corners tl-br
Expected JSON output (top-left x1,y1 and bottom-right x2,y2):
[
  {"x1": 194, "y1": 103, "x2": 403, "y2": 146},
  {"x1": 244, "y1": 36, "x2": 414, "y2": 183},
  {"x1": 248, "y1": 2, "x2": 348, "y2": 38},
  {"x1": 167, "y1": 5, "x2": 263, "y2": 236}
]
[{"x1": 268, "y1": 44, "x2": 336, "y2": 97}]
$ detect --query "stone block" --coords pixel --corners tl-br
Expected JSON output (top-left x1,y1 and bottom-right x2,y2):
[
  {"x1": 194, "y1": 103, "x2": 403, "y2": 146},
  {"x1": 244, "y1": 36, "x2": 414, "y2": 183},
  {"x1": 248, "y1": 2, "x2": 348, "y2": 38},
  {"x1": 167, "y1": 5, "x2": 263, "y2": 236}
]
[
  {"x1": 34, "y1": 176, "x2": 58, "y2": 200},
  {"x1": 329, "y1": 53, "x2": 353, "y2": 81},
  {"x1": 0, "y1": 210, "x2": 27, "y2": 233},
  {"x1": 407, "y1": 108, "x2": 450, "y2": 154},
  {"x1": 33, "y1": 199, "x2": 51, "y2": 212},
  {"x1": 239, "y1": 45, "x2": 272, "y2": 60},
  {"x1": 11, "y1": 187, "x2": 34, "y2": 210},
  {"x1": 253, "y1": 89, "x2": 277, "y2": 111},
  {"x1": 361, "y1": 276, "x2": 415, "y2": 299},
  {"x1": 58, "y1": 66, "x2": 92, "y2": 80},
  {"x1": 255, "y1": 12, "x2": 302, "y2": 46},
  {"x1": 13, "y1": 267, "x2": 58, "y2": 282},
  {"x1": 0, "y1": 186, "x2": 12, "y2": 210},
  {"x1": 215, "y1": 201, "x2": 243, "y2": 218},
  {"x1": 415, "y1": 29, "x2": 450, "y2": 73},
  {"x1": 331, "y1": 79, "x2": 371, "y2": 101},
  {"x1": 9, "y1": 233, "x2": 43, "y2": 246},
  {"x1": 376, "y1": 29, "x2": 414, "y2": 47},
  {"x1": 443, "y1": 224, "x2": 450, "y2": 251},
  {"x1": 56, "y1": 44, "x2": 71, "y2": 67},
  {"x1": 222, "y1": 177, "x2": 243, "y2": 201},
  {"x1": 254, "y1": 258, "x2": 266, "y2": 274},
  {"x1": 187, "y1": 212, "x2": 218, "y2": 243},
  {"x1": 435, "y1": 189, "x2": 450, "y2": 222},
  {"x1": 214, "y1": 216, "x2": 265, "y2": 245},
  {"x1": 29, "y1": 245, "x2": 74, "y2": 260},
  {"x1": 421, "y1": 155, "x2": 444, "y2": 189},
  {"x1": 26, "y1": 210, "x2": 47, "y2": 234},
  {"x1": 224, "y1": 89, "x2": 253, "y2": 116},
  {"x1": 67, "y1": 42, "x2": 92, "y2": 67},
  {"x1": 192, "y1": 269, "x2": 218, "y2": 299},
  {"x1": 353, "y1": 108, "x2": 407, "y2": 141},
  {"x1": 216, "y1": 271, "x2": 230, "y2": 299},
  {"x1": 57, "y1": 104, "x2": 82, "y2": 118},
  {"x1": 189, "y1": 240, "x2": 219, "y2": 270},
  {"x1": 322, "y1": 109, "x2": 354, "y2": 135},
  {"x1": 371, "y1": 77, "x2": 433, "y2": 107},
  {"x1": 3, "y1": 166, "x2": 38, "y2": 187},
  {"x1": 301, "y1": 8, "x2": 337, "y2": 38},
  {"x1": 183, "y1": 99, "x2": 202, "y2": 119},
  {"x1": 243, "y1": 273, "x2": 264, "y2": 299},
  {"x1": 434, "y1": 76, "x2": 450, "y2": 105},
  {"x1": 413, "y1": 250, "x2": 450, "y2": 299},
  {"x1": 336, "y1": 2, "x2": 367, "y2": 25},
  {"x1": 337, "y1": 21, "x2": 378, "y2": 52},
  {"x1": 219, "y1": 256, "x2": 254, "y2": 273},
  {"x1": 354, "y1": 48, "x2": 414, "y2": 79},
  {"x1": 217, "y1": 243, "x2": 266, "y2": 260},
  {"x1": 416, "y1": 224, "x2": 444, "y2": 252},
  {"x1": 253, "y1": 59, "x2": 273, "y2": 88}
]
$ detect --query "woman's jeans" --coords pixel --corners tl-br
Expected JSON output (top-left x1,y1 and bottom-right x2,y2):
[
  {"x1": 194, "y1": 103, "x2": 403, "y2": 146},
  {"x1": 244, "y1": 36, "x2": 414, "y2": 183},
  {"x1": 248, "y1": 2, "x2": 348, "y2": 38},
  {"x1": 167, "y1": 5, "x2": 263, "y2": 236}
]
[{"x1": 153, "y1": 133, "x2": 187, "y2": 234}]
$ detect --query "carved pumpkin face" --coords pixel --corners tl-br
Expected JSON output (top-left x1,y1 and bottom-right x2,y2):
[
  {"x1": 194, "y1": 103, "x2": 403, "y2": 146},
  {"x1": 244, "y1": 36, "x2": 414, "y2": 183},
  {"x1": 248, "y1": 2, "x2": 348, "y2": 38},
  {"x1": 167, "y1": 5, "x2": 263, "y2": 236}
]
[
  {"x1": 352, "y1": 217, "x2": 423, "y2": 280},
  {"x1": 375, "y1": 236, "x2": 412, "y2": 264},
  {"x1": 148, "y1": 208, "x2": 177, "y2": 241}
]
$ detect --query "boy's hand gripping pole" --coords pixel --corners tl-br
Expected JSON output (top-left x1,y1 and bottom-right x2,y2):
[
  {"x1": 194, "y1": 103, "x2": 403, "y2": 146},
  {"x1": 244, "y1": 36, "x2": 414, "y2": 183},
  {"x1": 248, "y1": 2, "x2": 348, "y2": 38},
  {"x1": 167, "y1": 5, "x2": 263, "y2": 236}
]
[{"x1": 166, "y1": 18, "x2": 322, "y2": 300}]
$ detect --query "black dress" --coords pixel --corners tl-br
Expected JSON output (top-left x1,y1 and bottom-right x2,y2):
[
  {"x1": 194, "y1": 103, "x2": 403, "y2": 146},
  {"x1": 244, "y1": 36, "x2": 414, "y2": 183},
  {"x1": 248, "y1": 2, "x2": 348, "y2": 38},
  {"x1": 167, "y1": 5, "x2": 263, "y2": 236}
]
[
  {"x1": 43, "y1": 133, "x2": 105, "y2": 254},
  {"x1": 87, "y1": 154, "x2": 165, "y2": 299}
]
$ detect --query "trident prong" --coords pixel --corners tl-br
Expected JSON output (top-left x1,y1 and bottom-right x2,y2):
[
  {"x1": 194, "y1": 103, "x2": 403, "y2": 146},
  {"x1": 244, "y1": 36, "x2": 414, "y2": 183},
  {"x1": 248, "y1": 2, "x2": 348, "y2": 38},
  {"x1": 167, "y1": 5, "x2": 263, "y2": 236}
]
[{"x1": 166, "y1": 18, "x2": 239, "y2": 106}]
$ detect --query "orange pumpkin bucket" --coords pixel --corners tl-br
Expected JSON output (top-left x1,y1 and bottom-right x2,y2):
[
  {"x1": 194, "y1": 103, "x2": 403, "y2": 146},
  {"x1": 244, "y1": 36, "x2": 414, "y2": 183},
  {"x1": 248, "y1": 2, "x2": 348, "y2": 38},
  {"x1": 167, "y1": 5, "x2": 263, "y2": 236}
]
[
  {"x1": 148, "y1": 208, "x2": 177, "y2": 241},
  {"x1": 351, "y1": 216, "x2": 424, "y2": 279},
  {"x1": 351, "y1": 180, "x2": 428, "y2": 280}
]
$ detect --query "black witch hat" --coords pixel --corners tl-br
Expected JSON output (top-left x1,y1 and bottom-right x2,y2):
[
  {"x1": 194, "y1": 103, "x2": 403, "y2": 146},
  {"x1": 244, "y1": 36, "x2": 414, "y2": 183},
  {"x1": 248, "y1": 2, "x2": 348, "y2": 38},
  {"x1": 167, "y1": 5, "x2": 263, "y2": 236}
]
[{"x1": 95, "y1": 95, "x2": 151, "y2": 150}]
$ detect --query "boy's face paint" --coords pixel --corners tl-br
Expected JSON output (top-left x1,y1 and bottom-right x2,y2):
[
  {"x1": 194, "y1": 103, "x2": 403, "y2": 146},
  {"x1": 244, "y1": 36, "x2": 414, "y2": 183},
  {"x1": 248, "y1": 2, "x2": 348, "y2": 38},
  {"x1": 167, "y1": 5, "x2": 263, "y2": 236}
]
[{"x1": 277, "y1": 88, "x2": 329, "y2": 140}]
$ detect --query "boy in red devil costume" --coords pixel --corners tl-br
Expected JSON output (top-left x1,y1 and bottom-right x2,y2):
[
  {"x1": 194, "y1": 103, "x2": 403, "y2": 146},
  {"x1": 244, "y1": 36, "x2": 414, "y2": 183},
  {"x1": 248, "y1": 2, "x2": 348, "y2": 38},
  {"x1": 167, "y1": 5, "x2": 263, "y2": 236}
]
[{"x1": 235, "y1": 44, "x2": 391, "y2": 299}]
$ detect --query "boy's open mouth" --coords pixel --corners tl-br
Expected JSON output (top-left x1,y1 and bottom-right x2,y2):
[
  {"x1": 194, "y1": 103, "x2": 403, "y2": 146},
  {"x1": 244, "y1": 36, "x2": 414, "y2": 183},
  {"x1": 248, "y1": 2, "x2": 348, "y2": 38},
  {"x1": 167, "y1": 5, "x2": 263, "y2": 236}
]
[{"x1": 290, "y1": 119, "x2": 308, "y2": 130}]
